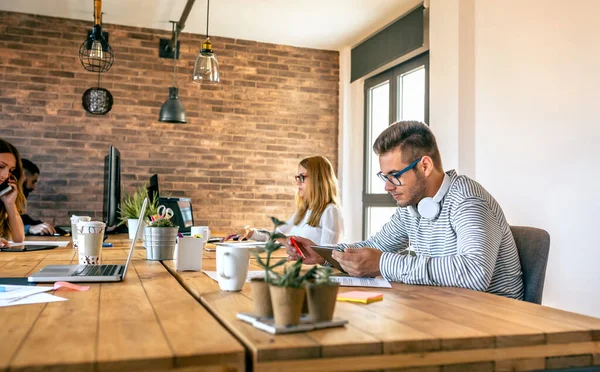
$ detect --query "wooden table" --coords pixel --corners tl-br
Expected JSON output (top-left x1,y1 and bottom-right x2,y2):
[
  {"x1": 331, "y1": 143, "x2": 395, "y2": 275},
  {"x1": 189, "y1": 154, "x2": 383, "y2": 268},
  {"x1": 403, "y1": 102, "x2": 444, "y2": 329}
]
[
  {"x1": 165, "y1": 254, "x2": 600, "y2": 372},
  {"x1": 0, "y1": 236, "x2": 245, "y2": 371}
]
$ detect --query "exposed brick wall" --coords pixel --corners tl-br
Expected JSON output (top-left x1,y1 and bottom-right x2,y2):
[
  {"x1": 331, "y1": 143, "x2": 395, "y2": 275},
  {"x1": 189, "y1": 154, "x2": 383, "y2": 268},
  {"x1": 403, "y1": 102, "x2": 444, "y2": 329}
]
[{"x1": 0, "y1": 11, "x2": 339, "y2": 232}]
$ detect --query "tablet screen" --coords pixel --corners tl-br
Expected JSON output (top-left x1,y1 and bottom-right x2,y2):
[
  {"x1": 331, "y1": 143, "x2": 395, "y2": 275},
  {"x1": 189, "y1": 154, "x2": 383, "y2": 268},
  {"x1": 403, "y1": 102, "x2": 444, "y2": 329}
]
[{"x1": 310, "y1": 245, "x2": 346, "y2": 273}]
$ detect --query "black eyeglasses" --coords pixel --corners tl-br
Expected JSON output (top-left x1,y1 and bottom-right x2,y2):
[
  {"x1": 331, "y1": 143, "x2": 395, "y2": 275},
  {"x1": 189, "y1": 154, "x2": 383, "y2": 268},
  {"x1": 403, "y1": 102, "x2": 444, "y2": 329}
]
[
  {"x1": 294, "y1": 174, "x2": 308, "y2": 183},
  {"x1": 376, "y1": 158, "x2": 421, "y2": 186}
]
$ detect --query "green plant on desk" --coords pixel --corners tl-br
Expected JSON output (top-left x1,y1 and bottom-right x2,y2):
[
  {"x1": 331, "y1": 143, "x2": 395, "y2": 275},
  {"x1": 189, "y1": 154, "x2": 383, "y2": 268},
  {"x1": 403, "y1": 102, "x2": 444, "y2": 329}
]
[
  {"x1": 118, "y1": 184, "x2": 159, "y2": 226},
  {"x1": 253, "y1": 216, "x2": 288, "y2": 283},
  {"x1": 148, "y1": 218, "x2": 175, "y2": 228}
]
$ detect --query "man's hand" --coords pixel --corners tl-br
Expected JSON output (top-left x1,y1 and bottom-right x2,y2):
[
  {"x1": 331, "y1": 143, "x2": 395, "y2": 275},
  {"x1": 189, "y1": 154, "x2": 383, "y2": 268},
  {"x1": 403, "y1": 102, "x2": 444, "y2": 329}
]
[
  {"x1": 332, "y1": 248, "x2": 382, "y2": 277},
  {"x1": 29, "y1": 222, "x2": 56, "y2": 235},
  {"x1": 285, "y1": 236, "x2": 324, "y2": 264}
]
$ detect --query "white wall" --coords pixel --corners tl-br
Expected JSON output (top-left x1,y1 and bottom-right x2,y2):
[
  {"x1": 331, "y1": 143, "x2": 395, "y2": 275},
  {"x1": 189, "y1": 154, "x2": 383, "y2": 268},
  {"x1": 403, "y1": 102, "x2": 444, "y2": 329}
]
[{"x1": 430, "y1": 0, "x2": 600, "y2": 317}]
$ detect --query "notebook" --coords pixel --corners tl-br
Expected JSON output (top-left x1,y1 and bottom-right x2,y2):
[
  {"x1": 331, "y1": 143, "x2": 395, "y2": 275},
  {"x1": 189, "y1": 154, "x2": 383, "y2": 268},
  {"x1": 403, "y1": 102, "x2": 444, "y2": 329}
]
[
  {"x1": 336, "y1": 291, "x2": 384, "y2": 304},
  {"x1": 27, "y1": 198, "x2": 148, "y2": 283}
]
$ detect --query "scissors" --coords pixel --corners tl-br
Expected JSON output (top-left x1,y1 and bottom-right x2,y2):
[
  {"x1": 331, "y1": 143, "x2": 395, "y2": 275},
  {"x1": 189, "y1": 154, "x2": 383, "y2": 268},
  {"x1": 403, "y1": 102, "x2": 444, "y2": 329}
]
[{"x1": 157, "y1": 205, "x2": 174, "y2": 220}]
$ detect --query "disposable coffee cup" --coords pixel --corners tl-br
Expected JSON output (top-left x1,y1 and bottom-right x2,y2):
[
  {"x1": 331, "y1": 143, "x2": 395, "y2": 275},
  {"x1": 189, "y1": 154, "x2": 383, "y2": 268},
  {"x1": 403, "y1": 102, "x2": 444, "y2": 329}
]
[
  {"x1": 70, "y1": 215, "x2": 91, "y2": 249},
  {"x1": 77, "y1": 221, "x2": 106, "y2": 265}
]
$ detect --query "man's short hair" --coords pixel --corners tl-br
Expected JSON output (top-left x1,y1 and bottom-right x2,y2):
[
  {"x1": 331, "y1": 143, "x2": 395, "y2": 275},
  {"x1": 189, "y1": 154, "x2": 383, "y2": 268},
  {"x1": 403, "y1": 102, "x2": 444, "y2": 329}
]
[
  {"x1": 373, "y1": 121, "x2": 443, "y2": 171},
  {"x1": 21, "y1": 159, "x2": 40, "y2": 176}
]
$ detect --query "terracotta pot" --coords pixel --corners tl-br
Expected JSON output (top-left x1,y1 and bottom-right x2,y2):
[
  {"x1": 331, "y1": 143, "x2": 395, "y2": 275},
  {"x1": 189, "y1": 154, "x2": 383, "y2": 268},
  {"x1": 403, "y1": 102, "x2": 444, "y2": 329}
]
[
  {"x1": 305, "y1": 283, "x2": 340, "y2": 322},
  {"x1": 250, "y1": 278, "x2": 273, "y2": 318},
  {"x1": 269, "y1": 285, "x2": 305, "y2": 327}
]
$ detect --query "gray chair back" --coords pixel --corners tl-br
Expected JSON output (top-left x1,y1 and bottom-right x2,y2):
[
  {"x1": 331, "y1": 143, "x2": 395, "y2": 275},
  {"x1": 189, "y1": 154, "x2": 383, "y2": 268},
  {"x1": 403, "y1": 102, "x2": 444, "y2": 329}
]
[{"x1": 510, "y1": 226, "x2": 550, "y2": 304}]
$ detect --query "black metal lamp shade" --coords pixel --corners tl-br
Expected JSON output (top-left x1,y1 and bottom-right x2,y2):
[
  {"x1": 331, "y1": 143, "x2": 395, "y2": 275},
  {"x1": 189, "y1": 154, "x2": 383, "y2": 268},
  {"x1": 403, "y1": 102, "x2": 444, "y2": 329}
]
[
  {"x1": 79, "y1": 25, "x2": 114, "y2": 73},
  {"x1": 82, "y1": 87, "x2": 113, "y2": 115},
  {"x1": 158, "y1": 87, "x2": 187, "y2": 123}
]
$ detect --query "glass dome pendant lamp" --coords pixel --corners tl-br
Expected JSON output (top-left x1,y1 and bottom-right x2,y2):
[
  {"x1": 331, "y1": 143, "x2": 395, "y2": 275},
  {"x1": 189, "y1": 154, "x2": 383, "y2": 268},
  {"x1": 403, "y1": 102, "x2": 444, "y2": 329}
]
[
  {"x1": 158, "y1": 22, "x2": 187, "y2": 124},
  {"x1": 193, "y1": 0, "x2": 220, "y2": 84}
]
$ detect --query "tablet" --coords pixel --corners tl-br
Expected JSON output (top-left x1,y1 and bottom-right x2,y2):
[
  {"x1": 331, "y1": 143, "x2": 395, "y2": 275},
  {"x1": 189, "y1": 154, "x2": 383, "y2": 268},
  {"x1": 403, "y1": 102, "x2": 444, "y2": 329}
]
[
  {"x1": 310, "y1": 245, "x2": 346, "y2": 273},
  {"x1": 0, "y1": 245, "x2": 58, "y2": 252}
]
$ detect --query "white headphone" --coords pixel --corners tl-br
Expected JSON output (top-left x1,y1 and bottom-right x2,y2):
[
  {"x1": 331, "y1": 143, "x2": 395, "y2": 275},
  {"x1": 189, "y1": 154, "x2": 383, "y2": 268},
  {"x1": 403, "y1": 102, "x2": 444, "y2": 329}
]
[{"x1": 408, "y1": 173, "x2": 451, "y2": 220}]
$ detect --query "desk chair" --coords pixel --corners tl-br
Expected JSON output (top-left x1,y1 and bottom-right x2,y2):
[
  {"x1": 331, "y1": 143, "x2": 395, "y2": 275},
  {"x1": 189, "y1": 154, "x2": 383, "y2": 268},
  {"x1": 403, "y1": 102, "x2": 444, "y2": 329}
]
[{"x1": 510, "y1": 226, "x2": 550, "y2": 304}]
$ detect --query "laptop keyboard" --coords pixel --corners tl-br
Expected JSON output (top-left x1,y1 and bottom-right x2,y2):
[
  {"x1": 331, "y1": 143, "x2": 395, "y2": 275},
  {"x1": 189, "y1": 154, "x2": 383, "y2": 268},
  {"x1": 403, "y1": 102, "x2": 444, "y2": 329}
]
[{"x1": 72, "y1": 265, "x2": 120, "y2": 277}]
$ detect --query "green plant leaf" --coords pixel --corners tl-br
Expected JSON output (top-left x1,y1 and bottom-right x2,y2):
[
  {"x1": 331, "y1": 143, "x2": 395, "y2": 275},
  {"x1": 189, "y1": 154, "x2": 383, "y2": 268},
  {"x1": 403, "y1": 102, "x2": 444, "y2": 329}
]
[
  {"x1": 270, "y1": 258, "x2": 287, "y2": 269},
  {"x1": 269, "y1": 216, "x2": 286, "y2": 227},
  {"x1": 271, "y1": 233, "x2": 287, "y2": 240}
]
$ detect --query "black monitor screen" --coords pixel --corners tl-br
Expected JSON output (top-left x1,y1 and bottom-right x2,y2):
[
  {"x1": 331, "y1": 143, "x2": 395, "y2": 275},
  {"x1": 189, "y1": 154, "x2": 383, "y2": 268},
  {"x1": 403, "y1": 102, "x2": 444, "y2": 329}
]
[
  {"x1": 148, "y1": 174, "x2": 159, "y2": 204},
  {"x1": 103, "y1": 146, "x2": 121, "y2": 227}
]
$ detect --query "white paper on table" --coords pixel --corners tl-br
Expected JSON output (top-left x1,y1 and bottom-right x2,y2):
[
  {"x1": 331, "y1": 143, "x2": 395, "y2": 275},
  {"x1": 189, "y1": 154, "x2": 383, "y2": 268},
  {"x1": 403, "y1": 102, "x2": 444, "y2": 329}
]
[
  {"x1": 329, "y1": 276, "x2": 392, "y2": 288},
  {"x1": 203, "y1": 270, "x2": 265, "y2": 282},
  {"x1": 0, "y1": 285, "x2": 66, "y2": 307},
  {"x1": 9, "y1": 240, "x2": 69, "y2": 247},
  {"x1": 0, "y1": 293, "x2": 67, "y2": 307}
]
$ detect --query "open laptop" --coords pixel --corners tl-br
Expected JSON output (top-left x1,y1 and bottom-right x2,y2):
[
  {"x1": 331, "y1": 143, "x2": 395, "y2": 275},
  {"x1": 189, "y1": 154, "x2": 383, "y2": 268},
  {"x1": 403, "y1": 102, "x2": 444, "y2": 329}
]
[
  {"x1": 158, "y1": 197, "x2": 194, "y2": 235},
  {"x1": 28, "y1": 198, "x2": 148, "y2": 283}
]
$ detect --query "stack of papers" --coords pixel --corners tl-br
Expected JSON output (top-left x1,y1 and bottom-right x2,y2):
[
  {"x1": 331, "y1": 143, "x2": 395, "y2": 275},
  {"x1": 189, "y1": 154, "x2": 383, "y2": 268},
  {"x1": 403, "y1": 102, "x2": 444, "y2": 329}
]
[
  {"x1": 8, "y1": 241, "x2": 70, "y2": 247},
  {"x1": 0, "y1": 285, "x2": 67, "y2": 307},
  {"x1": 330, "y1": 276, "x2": 392, "y2": 288}
]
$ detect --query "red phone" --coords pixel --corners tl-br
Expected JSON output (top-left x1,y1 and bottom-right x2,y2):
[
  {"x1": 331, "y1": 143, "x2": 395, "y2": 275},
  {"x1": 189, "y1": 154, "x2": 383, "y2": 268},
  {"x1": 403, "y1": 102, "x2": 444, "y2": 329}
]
[{"x1": 289, "y1": 237, "x2": 306, "y2": 259}]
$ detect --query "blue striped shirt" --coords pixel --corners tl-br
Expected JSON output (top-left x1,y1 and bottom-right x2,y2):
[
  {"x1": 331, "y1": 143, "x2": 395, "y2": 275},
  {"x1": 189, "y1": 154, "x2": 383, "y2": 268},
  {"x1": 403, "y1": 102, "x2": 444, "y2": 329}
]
[{"x1": 340, "y1": 170, "x2": 524, "y2": 299}]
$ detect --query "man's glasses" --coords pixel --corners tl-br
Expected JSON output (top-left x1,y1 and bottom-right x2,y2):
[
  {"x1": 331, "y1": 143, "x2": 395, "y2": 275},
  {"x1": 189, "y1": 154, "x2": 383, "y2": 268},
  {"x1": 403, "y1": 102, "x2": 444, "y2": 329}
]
[
  {"x1": 376, "y1": 158, "x2": 421, "y2": 186},
  {"x1": 294, "y1": 174, "x2": 308, "y2": 183}
]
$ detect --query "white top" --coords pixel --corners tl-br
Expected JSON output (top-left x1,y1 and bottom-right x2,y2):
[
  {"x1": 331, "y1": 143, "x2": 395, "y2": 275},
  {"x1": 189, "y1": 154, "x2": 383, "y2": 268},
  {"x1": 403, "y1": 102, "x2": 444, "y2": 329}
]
[{"x1": 251, "y1": 203, "x2": 344, "y2": 245}]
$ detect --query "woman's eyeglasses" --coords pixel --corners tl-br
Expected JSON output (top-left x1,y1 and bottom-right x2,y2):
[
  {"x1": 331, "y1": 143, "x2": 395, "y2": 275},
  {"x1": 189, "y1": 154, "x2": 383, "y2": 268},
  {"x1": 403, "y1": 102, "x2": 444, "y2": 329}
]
[
  {"x1": 376, "y1": 158, "x2": 421, "y2": 186},
  {"x1": 294, "y1": 174, "x2": 308, "y2": 183}
]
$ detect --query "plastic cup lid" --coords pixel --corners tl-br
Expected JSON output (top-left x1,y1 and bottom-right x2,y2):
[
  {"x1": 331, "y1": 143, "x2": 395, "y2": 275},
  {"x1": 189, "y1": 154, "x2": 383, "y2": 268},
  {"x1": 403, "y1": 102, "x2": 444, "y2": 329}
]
[{"x1": 71, "y1": 215, "x2": 92, "y2": 223}]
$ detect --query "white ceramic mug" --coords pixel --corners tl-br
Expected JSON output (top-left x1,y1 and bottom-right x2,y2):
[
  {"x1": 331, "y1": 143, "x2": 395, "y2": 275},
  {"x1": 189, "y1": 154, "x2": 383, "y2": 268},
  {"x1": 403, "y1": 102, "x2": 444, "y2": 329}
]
[
  {"x1": 191, "y1": 226, "x2": 210, "y2": 242},
  {"x1": 216, "y1": 244, "x2": 250, "y2": 291}
]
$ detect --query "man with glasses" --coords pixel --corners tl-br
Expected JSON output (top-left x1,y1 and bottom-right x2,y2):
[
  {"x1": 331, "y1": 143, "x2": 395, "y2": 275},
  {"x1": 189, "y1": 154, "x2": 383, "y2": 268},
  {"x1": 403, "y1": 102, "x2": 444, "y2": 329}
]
[{"x1": 290, "y1": 121, "x2": 524, "y2": 299}]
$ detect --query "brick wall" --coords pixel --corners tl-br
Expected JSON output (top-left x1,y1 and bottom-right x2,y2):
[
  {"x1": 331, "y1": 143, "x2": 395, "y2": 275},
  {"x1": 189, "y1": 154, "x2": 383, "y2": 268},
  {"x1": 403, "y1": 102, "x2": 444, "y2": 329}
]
[{"x1": 0, "y1": 11, "x2": 339, "y2": 232}]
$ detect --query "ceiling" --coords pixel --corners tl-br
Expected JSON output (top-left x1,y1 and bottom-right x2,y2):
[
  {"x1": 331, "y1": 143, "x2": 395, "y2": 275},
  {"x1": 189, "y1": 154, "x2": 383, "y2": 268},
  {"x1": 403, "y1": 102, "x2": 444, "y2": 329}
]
[{"x1": 0, "y1": 0, "x2": 418, "y2": 50}]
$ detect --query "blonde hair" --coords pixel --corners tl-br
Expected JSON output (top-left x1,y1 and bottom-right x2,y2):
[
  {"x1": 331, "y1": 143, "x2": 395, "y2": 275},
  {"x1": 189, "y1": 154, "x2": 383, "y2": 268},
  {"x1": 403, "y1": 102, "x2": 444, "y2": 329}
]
[
  {"x1": 294, "y1": 155, "x2": 339, "y2": 227},
  {"x1": 0, "y1": 138, "x2": 25, "y2": 239}
]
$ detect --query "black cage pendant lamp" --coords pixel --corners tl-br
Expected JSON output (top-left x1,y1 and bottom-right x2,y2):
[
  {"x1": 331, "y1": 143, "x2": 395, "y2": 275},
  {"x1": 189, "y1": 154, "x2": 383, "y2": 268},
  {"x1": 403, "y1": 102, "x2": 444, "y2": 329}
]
[
  {"x1": 193, "y1": 0, "x2": 220, "y2": 84},
  {"x1": 159, "y1": 22, "x2": 187, "y2": 124},
  {"x1": 79, "y1": 0, "x2": 114, "y2": 73}
]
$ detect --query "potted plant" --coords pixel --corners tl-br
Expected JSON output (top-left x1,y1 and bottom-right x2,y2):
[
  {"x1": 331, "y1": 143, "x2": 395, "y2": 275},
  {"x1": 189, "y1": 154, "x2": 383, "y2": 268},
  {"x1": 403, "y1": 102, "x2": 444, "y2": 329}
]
[
  {"x1": 250, "y1": 217, "x2": 288, "y2": 318},
  {"x1": 144, "y1": 212, "x2": 179, "y2": 260},
  {"x1": 269, "y1": 259, "x2": 317, "y2": 327},
  {"x1": 305, "y1": 266, "x2": 340, "y2": 322},
  {"x1": 119, "y1": 184, "x2": 158, "y2": 240}
]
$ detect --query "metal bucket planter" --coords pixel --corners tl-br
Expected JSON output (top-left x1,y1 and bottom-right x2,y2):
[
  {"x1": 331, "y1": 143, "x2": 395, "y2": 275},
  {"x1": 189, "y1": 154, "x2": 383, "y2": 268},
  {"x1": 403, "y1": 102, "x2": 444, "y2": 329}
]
[{"x1": 144, "y1": 226, "x2": 178, "y2": 260}]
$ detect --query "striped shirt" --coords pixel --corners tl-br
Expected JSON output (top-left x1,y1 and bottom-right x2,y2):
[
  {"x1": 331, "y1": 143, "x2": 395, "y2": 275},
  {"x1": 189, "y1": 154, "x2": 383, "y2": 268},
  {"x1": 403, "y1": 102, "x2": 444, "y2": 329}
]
[{"x1": 339, "y1": 170, "x2": 524, "y2": 300}]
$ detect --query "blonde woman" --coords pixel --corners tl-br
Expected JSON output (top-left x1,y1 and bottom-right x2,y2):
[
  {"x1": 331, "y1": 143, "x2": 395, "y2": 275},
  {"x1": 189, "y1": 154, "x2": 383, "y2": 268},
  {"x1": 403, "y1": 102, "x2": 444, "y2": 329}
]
[
  {"x1": 239, "y1": 155, "x2": 344, "y2": 245},
  {"x1": 0, "y1": 138, "x2": 25, "y2": 247}
]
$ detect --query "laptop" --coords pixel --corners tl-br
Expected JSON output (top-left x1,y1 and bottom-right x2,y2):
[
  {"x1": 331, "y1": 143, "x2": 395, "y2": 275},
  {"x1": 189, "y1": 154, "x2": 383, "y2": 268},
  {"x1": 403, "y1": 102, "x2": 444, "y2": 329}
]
[
  {"x1": 158, "y1": 197, "x2": 194, "y2": 235},
  {"x1": 28, "y1": 198, "x2": 148, "y2": 283}
]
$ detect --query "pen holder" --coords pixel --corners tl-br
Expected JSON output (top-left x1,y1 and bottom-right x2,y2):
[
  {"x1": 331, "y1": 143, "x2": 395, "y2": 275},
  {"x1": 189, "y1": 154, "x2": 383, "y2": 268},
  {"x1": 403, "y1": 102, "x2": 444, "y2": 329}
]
[{"x1": 175, "y1": 237, "x2": 203, "y2": 271}]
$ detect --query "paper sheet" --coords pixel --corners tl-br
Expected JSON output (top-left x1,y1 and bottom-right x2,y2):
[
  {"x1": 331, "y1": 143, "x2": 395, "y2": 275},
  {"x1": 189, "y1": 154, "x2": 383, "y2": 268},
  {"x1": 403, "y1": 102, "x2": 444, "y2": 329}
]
[
  {"x1": 0, "y1": 284, "x2": 67, "y2": 307},
  {"x1": 9, "y1": 241, "x2": 70, "y2": 247},
  {"x1": 203, "y1": 270, "x2": 265, "y2": 282},
  {"x1": 330, "y1": 276, "x2": 392, "y2": 288}
]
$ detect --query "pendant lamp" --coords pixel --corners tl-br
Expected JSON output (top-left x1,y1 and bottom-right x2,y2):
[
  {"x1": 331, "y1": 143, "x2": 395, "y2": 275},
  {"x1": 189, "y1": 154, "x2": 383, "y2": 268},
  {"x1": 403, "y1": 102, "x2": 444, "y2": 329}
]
[
  {"x1": 159, "y1": 22, "x2": 187, "y2": 123},
  {"x1": 82, "y1": 73, "x2": 113, "y2": 115},
  {"x1": 192, "y1": 0, "x2": 220, "y2": 84},
  {"x1": 79, "y1": 0, "x2": 114, "y2": 73}
]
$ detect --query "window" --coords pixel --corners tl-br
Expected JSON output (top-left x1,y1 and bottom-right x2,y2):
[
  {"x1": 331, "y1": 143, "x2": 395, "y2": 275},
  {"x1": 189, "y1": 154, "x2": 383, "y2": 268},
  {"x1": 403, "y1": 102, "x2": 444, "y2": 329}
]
[{"x1": 362, "y1": 53, "x2": 429, "y2": 239}]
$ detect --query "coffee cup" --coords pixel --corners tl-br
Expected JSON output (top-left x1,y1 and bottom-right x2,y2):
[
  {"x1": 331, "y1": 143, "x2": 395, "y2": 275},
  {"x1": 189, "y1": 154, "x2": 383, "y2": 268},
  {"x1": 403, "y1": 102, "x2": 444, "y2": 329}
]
[
  {"x1": 77, "y1": 221, "x2": 105, "y2": 265},
  {"x1": 70, "y1": 215, "x2": 91, "y2": 249},
  {"x1": 216, "y1": 244, "x2": 250, "y2": 291}
]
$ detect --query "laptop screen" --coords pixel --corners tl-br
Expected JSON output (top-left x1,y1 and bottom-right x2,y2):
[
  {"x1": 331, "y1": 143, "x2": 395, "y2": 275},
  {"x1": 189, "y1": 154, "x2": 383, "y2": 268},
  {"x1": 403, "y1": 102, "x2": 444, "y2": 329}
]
[{"x1": 158, "y1": 197, "x2": 194, "y2": 233}]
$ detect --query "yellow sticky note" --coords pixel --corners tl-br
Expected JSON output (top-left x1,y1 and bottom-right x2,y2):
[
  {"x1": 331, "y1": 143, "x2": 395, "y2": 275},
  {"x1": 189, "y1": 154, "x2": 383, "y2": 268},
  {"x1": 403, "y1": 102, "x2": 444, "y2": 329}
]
[{"x1": 336, "y1": 291, "x2": 383, "y2": 304}]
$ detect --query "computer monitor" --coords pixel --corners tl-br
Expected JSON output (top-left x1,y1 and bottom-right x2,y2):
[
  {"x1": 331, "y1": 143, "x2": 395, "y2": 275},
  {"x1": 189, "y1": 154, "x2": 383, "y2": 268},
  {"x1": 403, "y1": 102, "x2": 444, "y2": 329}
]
[
  {"x1": 158, "y1": 197, "x2": 194, "y2": 234},
  {"x1": 103, "y1": 146, "x2": 121, "y2": 228},
  {"x1": 148, "y1": 174, "x2": 159, "y2": 204}
]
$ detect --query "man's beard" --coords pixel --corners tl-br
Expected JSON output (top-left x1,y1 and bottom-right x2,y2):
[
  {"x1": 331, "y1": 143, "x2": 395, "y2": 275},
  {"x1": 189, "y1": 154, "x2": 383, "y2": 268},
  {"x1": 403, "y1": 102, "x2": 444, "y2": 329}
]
[
  {"x1": 23, "y1": 187, "x2": 32, "y2": 198},
  {"x1": 396, "y1": 170, "x2": 426, "y2": 208}
]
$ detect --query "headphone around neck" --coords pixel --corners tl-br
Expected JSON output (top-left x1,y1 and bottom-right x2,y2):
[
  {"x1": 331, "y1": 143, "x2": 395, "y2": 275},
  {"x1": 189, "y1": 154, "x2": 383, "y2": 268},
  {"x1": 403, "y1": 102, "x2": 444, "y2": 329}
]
[{"x1": 407, "y1": 173, "x2": 451, "y2": 220}]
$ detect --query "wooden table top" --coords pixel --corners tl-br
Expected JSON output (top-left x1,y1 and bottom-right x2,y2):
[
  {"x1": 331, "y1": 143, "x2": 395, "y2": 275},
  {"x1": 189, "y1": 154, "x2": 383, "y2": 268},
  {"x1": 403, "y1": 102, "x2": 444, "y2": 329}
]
[
  {"x1": 0, "y1": 236, "x2": 245, "y2": 372},
  {"x1": 164, "y1": 257, "x2": 600, "y2": 372}
]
